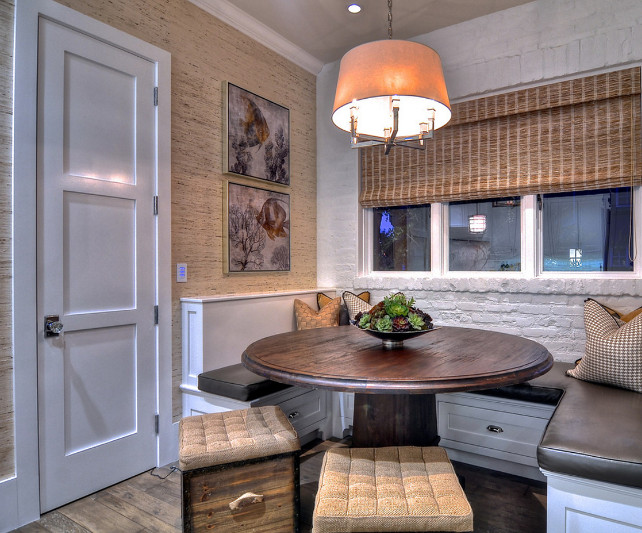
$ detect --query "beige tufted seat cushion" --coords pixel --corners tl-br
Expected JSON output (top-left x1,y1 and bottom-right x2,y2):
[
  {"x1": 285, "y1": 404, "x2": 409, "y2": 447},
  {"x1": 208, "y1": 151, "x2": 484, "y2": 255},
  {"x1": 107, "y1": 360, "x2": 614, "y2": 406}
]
[
  {"x1": 178, "y1": 406, "x2": 300, "y2": 471},
  {"x1": 313, "y1": 446, "x2": 473, "y2": 533}
]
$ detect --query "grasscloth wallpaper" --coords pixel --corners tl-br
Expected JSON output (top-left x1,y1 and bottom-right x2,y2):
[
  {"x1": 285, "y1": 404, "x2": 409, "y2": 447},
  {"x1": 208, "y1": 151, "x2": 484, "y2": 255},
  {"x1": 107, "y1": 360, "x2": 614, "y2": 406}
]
[
  {"x1": 0, "y1": 0, "x2": 317, "y2": 480},
  {"x1": 0, "y1": 0, "x2": 15, "y2": 482}
]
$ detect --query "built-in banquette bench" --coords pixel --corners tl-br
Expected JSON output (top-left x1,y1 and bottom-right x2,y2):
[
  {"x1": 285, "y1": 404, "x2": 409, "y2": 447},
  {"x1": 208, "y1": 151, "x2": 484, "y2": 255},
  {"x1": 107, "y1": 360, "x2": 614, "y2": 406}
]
[
  {"x1": 181, "y1": 291, "x2": 641, "y2": 531},
  {"x1": 180, "y1": 291, "x2": 333, "y2": 444},
  {"x1": 438, "y1": 362, "x2": 642, "y2": 532}
]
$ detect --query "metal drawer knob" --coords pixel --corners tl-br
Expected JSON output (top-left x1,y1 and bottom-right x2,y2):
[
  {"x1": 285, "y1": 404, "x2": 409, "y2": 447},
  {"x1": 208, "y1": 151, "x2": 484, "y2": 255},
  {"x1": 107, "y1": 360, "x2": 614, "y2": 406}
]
[
  {"x1": 288, "y1": 411, "x2": 300, "y2": 419},
  {"x1": 487, "y1": 425, "x2": 504, "y2": 433}
]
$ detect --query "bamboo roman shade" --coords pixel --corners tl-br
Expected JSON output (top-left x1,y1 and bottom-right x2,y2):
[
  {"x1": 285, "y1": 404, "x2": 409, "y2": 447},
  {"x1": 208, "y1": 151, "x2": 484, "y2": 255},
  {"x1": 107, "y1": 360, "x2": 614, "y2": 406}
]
[{"x1": 360, "y1": 67, "x2": 642, "y2": 207}]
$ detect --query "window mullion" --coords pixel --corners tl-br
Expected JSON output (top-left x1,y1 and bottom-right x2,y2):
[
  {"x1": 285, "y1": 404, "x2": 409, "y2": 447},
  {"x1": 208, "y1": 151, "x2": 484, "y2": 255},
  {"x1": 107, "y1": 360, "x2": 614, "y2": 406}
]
[
  {"x1": 634, "y1": 186, "x2": 642, "y2": 278},
  {"x1": 431, "y1": 203, "x2": 444, "y2": 276},
  {"x1": 359, "y1": 207, "x2": 373, "y2": 276},
  {"x1": 521, "y1": 195, "x2": 537, "y2": 279}
]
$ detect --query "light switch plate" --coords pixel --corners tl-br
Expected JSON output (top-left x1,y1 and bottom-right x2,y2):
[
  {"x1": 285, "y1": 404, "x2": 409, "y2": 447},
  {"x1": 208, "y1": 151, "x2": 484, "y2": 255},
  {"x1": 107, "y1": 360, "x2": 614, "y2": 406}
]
[{"x1": 176, "y1": 263, "x2": 187, "y2": 282}]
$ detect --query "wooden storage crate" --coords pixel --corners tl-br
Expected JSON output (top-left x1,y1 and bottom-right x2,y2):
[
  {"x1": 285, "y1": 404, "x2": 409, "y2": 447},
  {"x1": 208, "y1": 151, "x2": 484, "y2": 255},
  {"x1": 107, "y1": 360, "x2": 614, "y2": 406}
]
[
  {"x1": 182, "y1": 451, "x2": 299, "y2": 532},
  {"x1": 179, "y1": 406, "x2": 301, "y2": 532}
]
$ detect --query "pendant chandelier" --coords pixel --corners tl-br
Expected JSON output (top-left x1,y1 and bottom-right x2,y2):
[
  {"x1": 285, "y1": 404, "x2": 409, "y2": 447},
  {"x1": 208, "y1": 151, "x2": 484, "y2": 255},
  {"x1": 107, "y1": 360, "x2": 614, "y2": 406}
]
[{"x1": 332, "y1": 0, "x2": 451, "y2": 154}]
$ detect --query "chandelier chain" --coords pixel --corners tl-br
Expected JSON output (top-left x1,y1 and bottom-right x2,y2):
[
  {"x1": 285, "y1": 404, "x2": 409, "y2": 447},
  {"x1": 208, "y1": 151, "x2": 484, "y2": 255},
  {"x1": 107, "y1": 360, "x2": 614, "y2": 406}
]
[{"x1": 388, "y1": 0, "x2": 393, "y2": 39}]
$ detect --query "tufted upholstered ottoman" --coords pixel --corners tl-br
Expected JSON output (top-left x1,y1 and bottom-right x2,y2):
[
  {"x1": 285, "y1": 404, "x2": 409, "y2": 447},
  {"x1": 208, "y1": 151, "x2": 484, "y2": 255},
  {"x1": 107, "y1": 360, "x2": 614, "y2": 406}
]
[
  {"x1": 179, "y1": 406, "x2": 301, "y2": 532},
  {"x1": 313, "y1": 446, "x2": 473, "y2": 533}
]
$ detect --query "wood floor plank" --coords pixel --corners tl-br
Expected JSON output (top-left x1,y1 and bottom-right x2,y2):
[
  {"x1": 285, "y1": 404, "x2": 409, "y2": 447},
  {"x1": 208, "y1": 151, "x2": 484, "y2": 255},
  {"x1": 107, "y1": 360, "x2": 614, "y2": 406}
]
[
  {"x1": 13, "y1": 522, "x2": 50, "y2": 533},
  {"x1": 57, "y1": 495, "x2": 146, "y2": 533},
  {"x1": 101, "y1": 483, "x2": 181, "y2": 530},
  {"x1": 96, "y1": 490, "x2": 180, "y2": 533},
  {"x1": 16, "y1": 437, "x2": 547, "y2": 533},
  {"x1": 117, "y1": 470, "x2": 181, "y2": 505},
  {"x1": 141, "y1": 480, "x2": 182, "y2": 507},
  {"x1": 33, "y1": 511, "x2": 92, "y2": 533}
]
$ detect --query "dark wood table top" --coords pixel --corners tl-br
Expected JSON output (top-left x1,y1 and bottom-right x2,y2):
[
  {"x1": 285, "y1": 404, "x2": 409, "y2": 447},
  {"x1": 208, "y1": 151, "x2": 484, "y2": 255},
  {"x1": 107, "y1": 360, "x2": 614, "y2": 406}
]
[{"x1": 242, "y1": 325, "x2": 553, "y2": 394}]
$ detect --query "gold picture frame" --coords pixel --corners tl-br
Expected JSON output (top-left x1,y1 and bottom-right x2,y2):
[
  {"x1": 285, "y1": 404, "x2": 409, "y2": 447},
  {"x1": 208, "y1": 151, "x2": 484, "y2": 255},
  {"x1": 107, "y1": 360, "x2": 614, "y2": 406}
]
[
  {"x1": 223, "y1": 181, "x2": 290, "y2": 273},
  {"x1": 223, "y1": 82, "x2": 290, "y2": 186}
]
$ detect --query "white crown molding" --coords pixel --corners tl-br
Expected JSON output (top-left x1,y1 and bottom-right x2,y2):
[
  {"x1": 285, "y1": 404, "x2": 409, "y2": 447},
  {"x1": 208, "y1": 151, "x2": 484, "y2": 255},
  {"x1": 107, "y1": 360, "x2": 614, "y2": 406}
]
[{"x1": 188, "y1": 0, "x2": 324, "y2": 75}]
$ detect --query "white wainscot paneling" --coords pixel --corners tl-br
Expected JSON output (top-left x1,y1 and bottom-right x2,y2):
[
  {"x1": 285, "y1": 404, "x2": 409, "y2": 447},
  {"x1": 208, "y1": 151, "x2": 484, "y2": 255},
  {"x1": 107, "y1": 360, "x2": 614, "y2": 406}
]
[
  {"x1": 544, "y1": 470, "x2": 642, "y2": 533},
  {"x1": 180, "y1": 290, "x2": 336, "y2": 443},
  {"x1": 181, "y1": 290, "x2": 324, "y2": 387}
]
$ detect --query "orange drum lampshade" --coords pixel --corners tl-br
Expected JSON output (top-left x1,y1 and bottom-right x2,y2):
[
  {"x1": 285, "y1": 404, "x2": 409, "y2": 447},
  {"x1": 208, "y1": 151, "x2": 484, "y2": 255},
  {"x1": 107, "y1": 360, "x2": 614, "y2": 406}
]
[{"x1": 332, "y1": 40, "x2": 451, "y2": 139}]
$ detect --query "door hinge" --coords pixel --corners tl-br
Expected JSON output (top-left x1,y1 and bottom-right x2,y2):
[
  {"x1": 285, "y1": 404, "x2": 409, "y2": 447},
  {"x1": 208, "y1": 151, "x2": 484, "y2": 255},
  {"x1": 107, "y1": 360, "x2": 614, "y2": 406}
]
[
  {"x1": 153, "y1": 87, "x2": 158, "y2": 106},
  {"x1": 154, "y1": 305, "x2": 159, "y2": 325},
  {"x1": 155, "y1": 414, "x2": 160, "y2": 434},
  {"x1": 153, "y1": 195, "x2": 158, "y2": 215}
]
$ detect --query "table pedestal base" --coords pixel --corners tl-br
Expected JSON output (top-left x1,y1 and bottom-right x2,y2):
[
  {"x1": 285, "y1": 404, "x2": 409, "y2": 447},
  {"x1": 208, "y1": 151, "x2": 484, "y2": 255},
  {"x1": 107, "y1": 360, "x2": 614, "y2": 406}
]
[{"x1": 352, "y1": 393, "x2": 439, "y2": 448}]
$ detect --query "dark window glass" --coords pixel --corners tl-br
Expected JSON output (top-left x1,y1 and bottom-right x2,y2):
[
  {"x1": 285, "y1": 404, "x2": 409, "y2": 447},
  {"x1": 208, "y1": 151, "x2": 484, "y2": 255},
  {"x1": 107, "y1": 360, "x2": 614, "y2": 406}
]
[
  {"x1": 542, "y1": 188, "x2": 633, "y2": 272},
  {"x1": 373, "y1": 205, "x2": 430, "y2": 271},
  {"x1": 448, "y1": 197, "x2": 521, "y2": 271}
]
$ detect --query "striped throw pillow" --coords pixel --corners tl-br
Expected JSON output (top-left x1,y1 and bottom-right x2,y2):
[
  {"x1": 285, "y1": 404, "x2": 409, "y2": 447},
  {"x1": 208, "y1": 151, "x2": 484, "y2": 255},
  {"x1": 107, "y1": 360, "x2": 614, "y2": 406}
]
[{"x1": 567, "y1": 298, "x2": 642, "y2": 393}]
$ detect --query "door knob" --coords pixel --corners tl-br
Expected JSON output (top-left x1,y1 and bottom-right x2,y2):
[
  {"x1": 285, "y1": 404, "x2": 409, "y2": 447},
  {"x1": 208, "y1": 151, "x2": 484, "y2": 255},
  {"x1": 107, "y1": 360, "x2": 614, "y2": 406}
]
[{"x1": 45, "y1": 315, "x2": 64, "y2": 337}]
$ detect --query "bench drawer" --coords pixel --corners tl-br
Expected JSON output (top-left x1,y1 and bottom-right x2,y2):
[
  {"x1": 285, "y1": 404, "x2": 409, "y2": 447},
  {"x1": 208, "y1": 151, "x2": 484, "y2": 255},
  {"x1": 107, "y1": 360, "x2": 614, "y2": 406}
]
[
  {"x1": 257, "y1": 388, "x2": 327, "y2": 436},
  {"x1": 438, "y1": 393, "x2": 554, "y2": 467}
]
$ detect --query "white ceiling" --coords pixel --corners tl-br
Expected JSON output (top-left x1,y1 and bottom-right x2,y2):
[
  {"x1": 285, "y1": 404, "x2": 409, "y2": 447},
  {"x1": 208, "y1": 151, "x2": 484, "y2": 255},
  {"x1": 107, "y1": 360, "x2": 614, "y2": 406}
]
[{"x1": 191, "y1": 0, "x2": 533, "y2": 73}]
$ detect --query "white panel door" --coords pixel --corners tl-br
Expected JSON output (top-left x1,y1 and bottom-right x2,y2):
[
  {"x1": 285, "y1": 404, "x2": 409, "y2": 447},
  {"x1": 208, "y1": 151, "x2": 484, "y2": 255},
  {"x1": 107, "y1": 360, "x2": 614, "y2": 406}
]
[{"x1": 37, "y1": 18, "x2": 157, "y2": 512}]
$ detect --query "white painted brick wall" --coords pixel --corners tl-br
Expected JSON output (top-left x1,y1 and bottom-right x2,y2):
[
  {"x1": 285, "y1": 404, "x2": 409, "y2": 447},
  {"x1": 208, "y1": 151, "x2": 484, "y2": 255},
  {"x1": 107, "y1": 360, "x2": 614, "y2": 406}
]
[
  {"x1": 317, "y1": 0, "x2": 642, "y2": 362},
  {"x1": 350, "y1": 280, "x2": 641, "y2": 362}
]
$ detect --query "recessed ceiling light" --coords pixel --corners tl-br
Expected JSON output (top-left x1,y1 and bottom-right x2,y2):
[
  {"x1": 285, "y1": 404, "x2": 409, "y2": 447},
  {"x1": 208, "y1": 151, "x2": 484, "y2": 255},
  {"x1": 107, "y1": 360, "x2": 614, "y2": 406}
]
[{"x1": 348, "y1": 4, "x2": 362, "y2": 14}]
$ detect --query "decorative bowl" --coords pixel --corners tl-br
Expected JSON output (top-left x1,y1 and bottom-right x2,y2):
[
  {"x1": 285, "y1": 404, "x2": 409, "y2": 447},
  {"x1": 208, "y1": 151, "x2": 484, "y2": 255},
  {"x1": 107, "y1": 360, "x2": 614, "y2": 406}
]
[{"x1": 353, "y1": 324, "x2": 438, "y2": 349}]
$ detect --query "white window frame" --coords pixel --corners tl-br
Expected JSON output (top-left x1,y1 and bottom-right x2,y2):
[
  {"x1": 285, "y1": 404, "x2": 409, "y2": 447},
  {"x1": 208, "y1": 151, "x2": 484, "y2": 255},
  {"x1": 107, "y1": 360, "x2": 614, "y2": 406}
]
[
  {"x1": 535, "y1": 187, "x2": 642, "y2": 280},
  {"x1": 360, "y1": 188, "x2": 642, "y2": 280}
]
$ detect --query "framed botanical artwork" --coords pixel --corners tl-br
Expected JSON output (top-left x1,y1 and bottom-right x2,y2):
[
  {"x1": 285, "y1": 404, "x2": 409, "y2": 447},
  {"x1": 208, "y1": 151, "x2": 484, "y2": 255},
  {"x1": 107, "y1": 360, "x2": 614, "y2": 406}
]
[
  {"x1": 224, "y1": 82, "x2": 290, "y2": 186},
  {"x1": 223, "y1": 181, "x2": 290, "y2": 273}
]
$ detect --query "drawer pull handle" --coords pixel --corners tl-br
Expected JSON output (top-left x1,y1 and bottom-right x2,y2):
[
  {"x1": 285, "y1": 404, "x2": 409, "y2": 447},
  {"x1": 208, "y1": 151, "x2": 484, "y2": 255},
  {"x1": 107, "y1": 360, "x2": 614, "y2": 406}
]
[
  {"x1": 288, "y1": 411, "x2": 300, "y2": 419},
  {"x1": 229, "y1": 492, "x2": 264, "y2": 510},
  {"x1": 487, "y1": 425, "x2": 504, "y2": 433}
]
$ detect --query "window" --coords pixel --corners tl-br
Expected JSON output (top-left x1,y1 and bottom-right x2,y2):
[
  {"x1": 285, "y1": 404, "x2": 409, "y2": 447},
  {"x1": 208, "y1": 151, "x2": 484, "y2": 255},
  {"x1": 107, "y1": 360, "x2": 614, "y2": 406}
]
[
  {"x1": 373, "y1": 205, "x2": 430, "y2": 271},
  {"x1": 541, "y1": 188, "x2": 634, "y2": 272},
  {"x1": 448, "y1": 198, "x2": 521, "y2": 272},
  {"x1": 366, "y1": 188, "x2": 638, "y2": 276}
]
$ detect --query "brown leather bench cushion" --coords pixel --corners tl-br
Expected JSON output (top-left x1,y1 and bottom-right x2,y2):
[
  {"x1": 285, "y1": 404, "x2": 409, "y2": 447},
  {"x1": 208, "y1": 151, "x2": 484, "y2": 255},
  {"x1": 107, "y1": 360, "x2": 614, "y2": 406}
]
[
  {"x1": 477, "y1": 362, "x2": 642, "y2": 489},
  {"x1": 474, "y1": 383, "x2": 562, "y2": 405},
  {"x1": 534, "y1": 362, "x2": 642, "y2": 489},
  {"x1": 198, "y1": 363, "x2": 291, "y2": 401}
]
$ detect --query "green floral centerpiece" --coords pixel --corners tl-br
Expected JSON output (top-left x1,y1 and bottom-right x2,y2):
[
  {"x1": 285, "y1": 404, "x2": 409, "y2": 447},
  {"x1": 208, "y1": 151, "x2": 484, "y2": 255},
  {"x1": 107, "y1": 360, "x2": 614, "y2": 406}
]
[
  {"x1": 355, "y1": 293, "x2": 432, "y2": 332},
  {"x1": 354, "y1": 293, "x2": 434, "y2": 348}
]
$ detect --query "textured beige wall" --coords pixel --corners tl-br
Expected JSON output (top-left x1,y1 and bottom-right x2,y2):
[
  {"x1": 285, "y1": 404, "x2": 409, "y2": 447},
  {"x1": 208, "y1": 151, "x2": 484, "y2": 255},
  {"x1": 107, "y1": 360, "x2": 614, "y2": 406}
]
[
  {"x1": 4, "y1": 3, "x2": 316, "y2": 472},
  {"x1": 0, "y1": 0, "x2": 15, "y2": 481}
]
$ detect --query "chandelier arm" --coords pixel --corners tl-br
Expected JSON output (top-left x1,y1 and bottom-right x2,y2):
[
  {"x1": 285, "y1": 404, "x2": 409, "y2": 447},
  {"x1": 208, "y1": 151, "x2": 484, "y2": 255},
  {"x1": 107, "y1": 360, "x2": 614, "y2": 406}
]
[{"x1": 384, "y1": 106, "x2": 399, "y2": 155}]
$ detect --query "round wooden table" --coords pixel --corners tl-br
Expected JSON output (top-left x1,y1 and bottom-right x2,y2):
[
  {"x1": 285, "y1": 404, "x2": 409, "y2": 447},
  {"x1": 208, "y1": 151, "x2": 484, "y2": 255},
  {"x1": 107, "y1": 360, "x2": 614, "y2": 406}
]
[{"x1": 242, "y1": 325, "x2": 553, "y2": 447}]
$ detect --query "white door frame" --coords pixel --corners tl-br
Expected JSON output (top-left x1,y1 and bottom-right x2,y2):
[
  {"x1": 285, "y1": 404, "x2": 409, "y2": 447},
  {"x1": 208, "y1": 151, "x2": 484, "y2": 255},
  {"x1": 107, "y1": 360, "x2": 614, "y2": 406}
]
[{"x1": 8, "y1": 1, "x2": 173, "y2": 528}]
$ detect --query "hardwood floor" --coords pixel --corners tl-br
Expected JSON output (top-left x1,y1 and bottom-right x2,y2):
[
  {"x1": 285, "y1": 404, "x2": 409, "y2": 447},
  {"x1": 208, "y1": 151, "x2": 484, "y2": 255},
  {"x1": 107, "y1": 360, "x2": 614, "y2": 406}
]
[{"x1": 15, "y1": 438, "x2": 546, "y2": 532}]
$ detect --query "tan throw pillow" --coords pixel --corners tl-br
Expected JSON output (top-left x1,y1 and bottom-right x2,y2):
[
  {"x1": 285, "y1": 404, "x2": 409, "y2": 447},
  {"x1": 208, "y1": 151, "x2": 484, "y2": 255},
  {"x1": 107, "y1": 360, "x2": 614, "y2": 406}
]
[
  {"x1": 567, "y1": 298, "x2": 642, "y2": 393},
  {"x1": 318, "y1": 291, "x2": 351, "y2": 325},
  {"x1": 317, "y1": 292, "x2": 335, "y2": 310},
  {"x1": 620, "y1": 307, "x2": 642, "y2": 323},
  {"x1": 593, "y1": 299, "x2": 642, "y2": 326},
  {"x1": 342, "y1": 291, "x2": 371, "y2": 322},
  {"x1": 294, "y1": 298, "x2": 341, "y2": 330}
]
